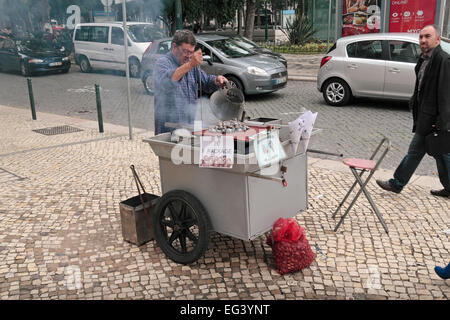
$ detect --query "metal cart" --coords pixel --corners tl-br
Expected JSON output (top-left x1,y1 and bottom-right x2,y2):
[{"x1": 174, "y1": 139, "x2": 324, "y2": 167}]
[{"x1": 143, "y1": 119, "x2": 317, "y2": 264}]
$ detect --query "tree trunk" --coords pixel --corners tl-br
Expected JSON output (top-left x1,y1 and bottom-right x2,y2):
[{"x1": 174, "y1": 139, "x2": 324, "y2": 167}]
[
  {"x1": 244, "y1": 0, "x2": 256, "y2": 39},
  {"x1": 237, "y1": 9, "x2": 243, "y2": 35}
]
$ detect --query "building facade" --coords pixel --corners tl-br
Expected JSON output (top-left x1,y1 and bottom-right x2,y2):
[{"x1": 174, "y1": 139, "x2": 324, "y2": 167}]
[{"x1": 303, "y1": 0, "x2": 449, "y2": 42}]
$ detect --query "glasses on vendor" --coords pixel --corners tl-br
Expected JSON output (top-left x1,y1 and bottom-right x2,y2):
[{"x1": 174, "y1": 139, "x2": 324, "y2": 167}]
[{"x1": 177, "y1": 46, "x2": 195, "y2": 56}]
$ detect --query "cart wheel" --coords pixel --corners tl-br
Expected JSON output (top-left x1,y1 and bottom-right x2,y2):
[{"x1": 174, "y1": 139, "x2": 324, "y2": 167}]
[{"x1": 153, "y1": 190, "x2": 211, "y2": 264}]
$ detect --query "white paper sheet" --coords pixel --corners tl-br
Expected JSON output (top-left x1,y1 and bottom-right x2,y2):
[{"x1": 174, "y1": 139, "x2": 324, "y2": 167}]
[{"x1": 289, "y1": 110, "x2": 318, "y2": 154}]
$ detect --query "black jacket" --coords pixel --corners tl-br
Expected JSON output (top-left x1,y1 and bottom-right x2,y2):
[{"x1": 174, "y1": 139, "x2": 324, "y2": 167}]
[{"x1": 410, "y1": 45, "x2": 450, "y2": 135}]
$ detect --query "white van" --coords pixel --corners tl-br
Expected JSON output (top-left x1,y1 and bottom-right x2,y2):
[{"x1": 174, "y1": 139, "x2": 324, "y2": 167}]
[{"x1": 73, "y1": 22, "x2": 165, "y2": 77}]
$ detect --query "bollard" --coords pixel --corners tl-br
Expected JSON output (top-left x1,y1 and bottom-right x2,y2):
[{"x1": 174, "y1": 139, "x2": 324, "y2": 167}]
[
  {"x1": 27, "y1": 78, "x2": 36, "y2": 120},
  {"x1": 95, "y1": 84, "x2": 104, "y2": 133}
]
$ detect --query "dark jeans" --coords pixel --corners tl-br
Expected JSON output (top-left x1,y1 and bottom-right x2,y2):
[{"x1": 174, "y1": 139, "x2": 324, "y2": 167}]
[{"x1": 390, "y1": 133, "x2": 450, "y2": 192}]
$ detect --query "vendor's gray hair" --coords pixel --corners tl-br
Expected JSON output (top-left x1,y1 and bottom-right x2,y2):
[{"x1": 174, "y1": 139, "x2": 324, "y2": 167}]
[{"x1": 172, "y1": 29, "x2": 196, "y2": 47}]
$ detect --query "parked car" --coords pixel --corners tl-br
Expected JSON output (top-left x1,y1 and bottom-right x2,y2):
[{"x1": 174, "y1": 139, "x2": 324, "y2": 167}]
[
  {"x1": 0, "y1": 37, "x2": 70, "y2": 76},
  {"x1": 231, "y1": 35, "x2": 288, "y2": 67},
  {"x1": 73, "y1": 22, "x2": 165, "y2": 78},
  {"x1": 317, "y1": 33, "x2": 450, "y2": 106},
  {"x1": 141, "y1": 34, "x2": 288, "y2": 96}
]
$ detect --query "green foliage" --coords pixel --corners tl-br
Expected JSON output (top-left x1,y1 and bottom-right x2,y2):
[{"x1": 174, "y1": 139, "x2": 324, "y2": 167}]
[
  {"x1": 259, "y1": 41, "x2": 328, "y2": 54},
  {"x1": 182, "y1": 0, "x2": 244, "y2": 27},
  {"x1": 281, "y1": 13, "x2": 316, "y2": 46}
]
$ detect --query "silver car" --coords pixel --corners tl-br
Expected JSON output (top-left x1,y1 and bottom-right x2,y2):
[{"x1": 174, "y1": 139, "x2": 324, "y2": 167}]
[
  {"x1": 317, "y1": 33, "x2": 450, "y2": 106},
  {"x1": 141, "y1": 34, "x2": 288, "y2": 95}
]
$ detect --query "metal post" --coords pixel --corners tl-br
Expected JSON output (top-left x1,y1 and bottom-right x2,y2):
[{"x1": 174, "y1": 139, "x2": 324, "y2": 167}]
[
  {"x1": 27, "y1": 78, "x2": 36, "y2": 120},
  {"x1": 95, "y1": 84, "x2": 104, "y2": 133},
  {"x1": 327, "y1": 0, "x2": 332, "y2": 51},
  {"x1": 335, "y1": 0, "x2": 339, "y2": 41},
  {"x1": 122, "y1": 0, "x2": 133, "y2": 140},
  {"x1": 175, "y1": 0, "x2": 182, "y2": 30},
  {"x1": 265, "y1": 0, "x2": 268, "y2": 42}
]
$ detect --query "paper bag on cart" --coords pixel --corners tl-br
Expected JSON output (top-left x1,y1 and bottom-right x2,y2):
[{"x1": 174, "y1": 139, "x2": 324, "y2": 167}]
[{"x1": 266, "y1": 218, "x2": 315, "y2": 275}]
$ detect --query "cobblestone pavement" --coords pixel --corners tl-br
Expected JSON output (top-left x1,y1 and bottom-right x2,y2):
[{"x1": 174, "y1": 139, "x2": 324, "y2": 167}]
[
  {"x1": 0, "y1": 105, "x2": 448, "y2": 300},
  {"x1": 0, "y1": 61, "x2": 438, "y2": 176}
]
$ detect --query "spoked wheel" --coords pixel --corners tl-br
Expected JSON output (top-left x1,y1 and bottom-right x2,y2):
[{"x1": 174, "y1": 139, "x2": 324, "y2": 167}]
[
  {"x1": 129, "y1": 58, "x2": 141, "y2": 78},
  {"x1": 79, "y1": 57, "x2": 92, "y2": 73},
  {"x1": 142, "y1": 71, "x2": 154, "y2": 95},
  {"x1": 153, "y1": 190, "x2": 211, "y2": 264},
  {"x1": 323, "y1": 78, "x2": 352, "y2": 106},
  {"x1": 226, "y1": 75, "x2": 244, "y2": 92}
]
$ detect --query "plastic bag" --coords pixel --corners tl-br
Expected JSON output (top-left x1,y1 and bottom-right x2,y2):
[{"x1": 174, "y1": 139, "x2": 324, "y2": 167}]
[
  {"x1": 272, "y1": 217, "x2": 302, "y2": 242},
  {"x1": 267, "y1": 218, "x2": 315, "y2": 275}
]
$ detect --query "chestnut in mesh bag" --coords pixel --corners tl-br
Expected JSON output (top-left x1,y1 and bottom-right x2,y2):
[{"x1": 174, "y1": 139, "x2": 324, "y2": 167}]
[{"x1": 266, "y1": 218, "x2": 315, "y2": 275}]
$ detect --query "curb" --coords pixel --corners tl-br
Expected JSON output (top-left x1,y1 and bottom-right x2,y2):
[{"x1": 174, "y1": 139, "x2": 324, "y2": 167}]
[{"x1": 288, "y1": 75, "x2": 317, "y2": 82}]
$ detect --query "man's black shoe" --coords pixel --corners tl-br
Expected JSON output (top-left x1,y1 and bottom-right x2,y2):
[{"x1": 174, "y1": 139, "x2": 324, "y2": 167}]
[
  {"x1": 376, "y1": 179, "x2": 401, "y2": 194},
  {"x1": 430, "y1": 189, "x2": 450, "y2": 197}
]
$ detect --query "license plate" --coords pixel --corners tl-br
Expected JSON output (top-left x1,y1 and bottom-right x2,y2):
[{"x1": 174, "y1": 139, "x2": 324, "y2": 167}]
[
  {"x1": 49, "y1": 62, "x2": 62, "y2": 67},
  {"x1": 274, "y1": 77, "x2": 286, "y2": 85}
]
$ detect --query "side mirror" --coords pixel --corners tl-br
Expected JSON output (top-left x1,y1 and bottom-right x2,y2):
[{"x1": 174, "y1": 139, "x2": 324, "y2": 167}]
[{"x1": 203, "y1": 55, "x2": 213, "y2": 65}]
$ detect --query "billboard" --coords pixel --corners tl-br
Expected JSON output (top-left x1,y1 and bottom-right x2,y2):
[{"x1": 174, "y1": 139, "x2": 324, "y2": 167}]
[
  {"x1": 342, "y1": 0, "x2": 383, "y2": 37},
  {"x1": 388, "y1": 0, "x2": 437, "y2": 33}
]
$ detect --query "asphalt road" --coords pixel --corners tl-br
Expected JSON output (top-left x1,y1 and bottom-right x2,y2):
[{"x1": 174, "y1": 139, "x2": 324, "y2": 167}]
[{"x1": 0, "y1": 65, "x2": 438, "y2": 177}]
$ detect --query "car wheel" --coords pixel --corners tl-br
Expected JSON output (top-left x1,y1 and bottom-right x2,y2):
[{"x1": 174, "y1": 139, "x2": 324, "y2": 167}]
[
  {"x1": 225, "y1": 75, "x2": 244, "y2": 93},
  {"x1": 323, "y1": 78, "x2": 352, "y2": 106},
  {"x1": 142, "y1": 71, "x2": 154, "y2": 96},
  {"x1": 79, "y1": 57, "x2": 91, "y2": 73},
  {"x1": 20, "y1": 62, "x2": 30, "y2": 77},
  {"x1": 61, "y1": 67, "x2": 70, "y2": 74},
  {"x1": 129, "y1": 58, "x2": 140, "y2": 78}
]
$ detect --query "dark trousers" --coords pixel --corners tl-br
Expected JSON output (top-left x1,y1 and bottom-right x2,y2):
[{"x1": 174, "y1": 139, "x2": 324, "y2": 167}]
[{"x1": 390, "y1": 133, "x2": 450, "y2": 192}]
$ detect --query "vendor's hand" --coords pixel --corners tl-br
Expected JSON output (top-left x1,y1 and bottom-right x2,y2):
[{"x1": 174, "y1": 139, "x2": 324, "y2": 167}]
[
  {"x1": 215, "y1": 75, "x2": 228, "y2": 87},
  {"x1": 189, "y1": 49, "x2": 203, "y2": 68}
]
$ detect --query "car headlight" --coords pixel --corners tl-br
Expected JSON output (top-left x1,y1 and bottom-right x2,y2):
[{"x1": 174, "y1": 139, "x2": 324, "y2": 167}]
[
  {"x1": 246, "y1": 66, "x2": 268, "y2": 76},
  {"x1": 62, "y1": 57, "x2": 70, "y2": 61},
  {"x1": 29, "y1": 59, "x2": 44, "y2": 63}
]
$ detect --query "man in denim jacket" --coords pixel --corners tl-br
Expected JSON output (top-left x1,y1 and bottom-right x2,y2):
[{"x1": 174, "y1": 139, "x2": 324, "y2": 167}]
[{"x1": 153, "y1": 30, "x2": 227, "y2": 135}]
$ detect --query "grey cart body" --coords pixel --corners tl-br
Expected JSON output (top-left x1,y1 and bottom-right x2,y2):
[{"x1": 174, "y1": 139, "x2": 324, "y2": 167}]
[{"x1": 143, "y1": 120, "x2": 317, "y2": 263}]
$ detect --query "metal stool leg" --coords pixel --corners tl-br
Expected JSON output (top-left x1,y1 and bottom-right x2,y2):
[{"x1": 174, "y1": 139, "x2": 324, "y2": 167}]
[
  {"x1": 334, "y1": 167, "x2": 375, "y2": 232},
  {"x1": 332, "y1": 169, "x2": 367, "y2": 218},
  {"x1": 335, "y1": 167, "x2": 388, "y2": 233},
  {"x1": 353, "y1": 171, "x2": 389, "y2": 234}
]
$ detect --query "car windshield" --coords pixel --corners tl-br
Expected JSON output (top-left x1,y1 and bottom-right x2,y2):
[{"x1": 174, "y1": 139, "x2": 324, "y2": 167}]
[
  {"x1": 17, "y1": 38, "x2": 57, "y2": 52},
  {"x1": 206, "y1": 38, "x2": 255, "y2": 58},
  {"x1": 441, "y1": 38, "x2": 450, "y2": 54},
  {"x1": 127, "y1": 24, "x2": 165, "y2": 43},
  {"x1": 232, "y1": 36, "x2": 259, "y2": 50}
]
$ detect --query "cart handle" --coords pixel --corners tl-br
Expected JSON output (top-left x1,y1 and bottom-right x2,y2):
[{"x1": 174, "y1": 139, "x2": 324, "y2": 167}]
[{"x1": 246, "y1": 172, "x2": 283, "y2": 183}]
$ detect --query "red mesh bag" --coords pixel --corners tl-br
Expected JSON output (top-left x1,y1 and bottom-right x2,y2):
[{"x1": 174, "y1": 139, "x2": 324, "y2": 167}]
[{"x1": 266, "y1": 218, "x2": 315, "y2": 275}]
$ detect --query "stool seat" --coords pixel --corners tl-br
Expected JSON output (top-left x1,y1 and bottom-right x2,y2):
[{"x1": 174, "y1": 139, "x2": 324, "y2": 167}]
[{"x1": 343, "y1": 158, "x2": 376, "y2": 170}]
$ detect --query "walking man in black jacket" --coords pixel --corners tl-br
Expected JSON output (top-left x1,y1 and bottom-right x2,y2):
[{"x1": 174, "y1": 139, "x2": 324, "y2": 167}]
[{"x1": 376, "y1": 25, "x2": 450, "y2": 197}]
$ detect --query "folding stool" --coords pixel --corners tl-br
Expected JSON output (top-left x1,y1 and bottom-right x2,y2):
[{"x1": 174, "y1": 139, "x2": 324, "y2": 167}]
[{"x1": 333, "y1": 137, "x2": 391, "y2": 233}]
